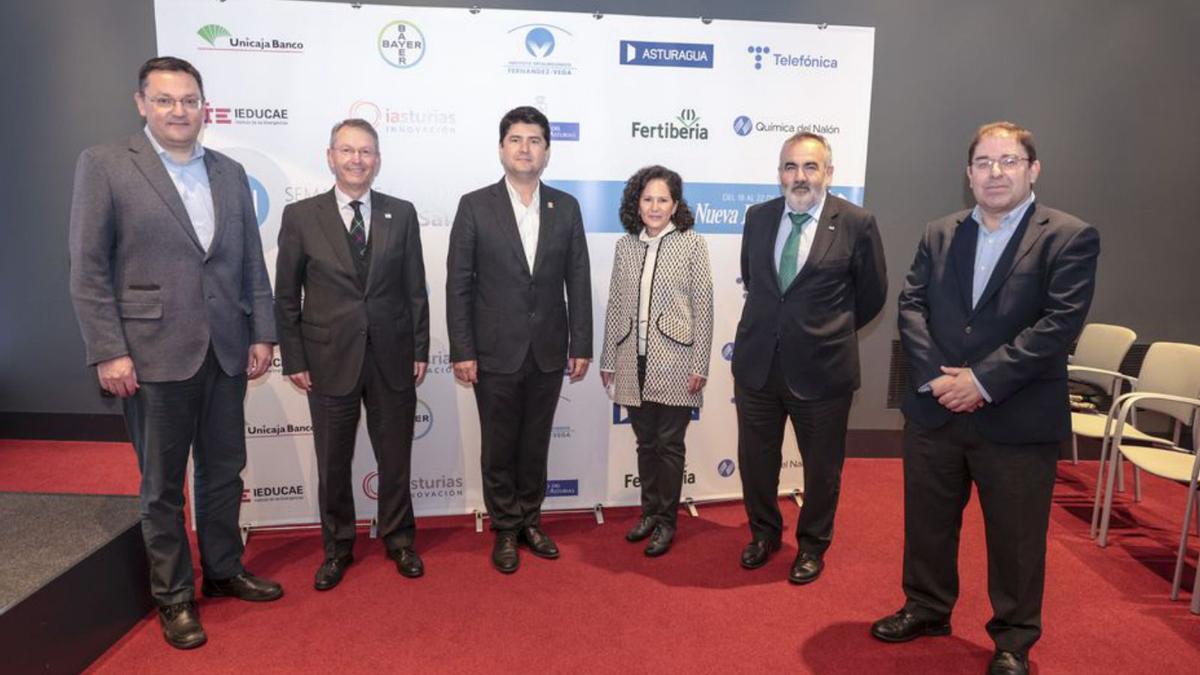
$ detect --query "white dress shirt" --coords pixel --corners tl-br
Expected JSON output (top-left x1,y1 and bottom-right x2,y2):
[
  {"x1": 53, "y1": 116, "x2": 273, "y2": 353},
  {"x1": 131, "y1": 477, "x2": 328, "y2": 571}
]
[
  {"x1": 505, "y1": 178, "x2": 540, "y2": 272},
  {"x1": 773, "y1": 193, "x2": 827, "y2": 278}
]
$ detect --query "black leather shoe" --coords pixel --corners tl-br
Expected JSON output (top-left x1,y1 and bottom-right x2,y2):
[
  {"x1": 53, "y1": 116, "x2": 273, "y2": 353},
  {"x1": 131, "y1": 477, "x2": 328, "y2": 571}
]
[
  {"x1": 626, "y1": 516, "x2": 655, "y2": 542},
  {"x1": 493, "y1": 531, "x2": 520, "y2": 574},
  {"x1": 870, "y1": 608, "x2": 952, "y2": 643},
  {"x1": 313, "y1": 554, "x2": 353, "y2": 591},
  {"x1": 644, "y1": 524, "x2": 674, "y2": 557},
  {"x1": 988, "y1": 650, "x2": 1029, "y2": 675},
  {"x1": 519, "y1": 525, "x2": 560, "y2": 559},
  {"x1": 788, "y1": 552, "x2": 824, "y2": 585},
  {"x1": 390, "y1": 546, "x2": 424, "y2": 578},
  {"x1": 159, "y1": 601, "x2": 206, "y2": 650},
  {"x1": 201, "y1": 571, "x2": 284, "y2": 602},
  {"x1": 740, "y1": 538, "x2": 781, "y2": 569}
]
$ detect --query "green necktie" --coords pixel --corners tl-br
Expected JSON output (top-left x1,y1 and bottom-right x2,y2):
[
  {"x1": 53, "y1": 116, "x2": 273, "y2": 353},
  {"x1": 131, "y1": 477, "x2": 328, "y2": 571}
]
[{"x1": 777, "y1": 212, "x2": 812, "y2": 289}]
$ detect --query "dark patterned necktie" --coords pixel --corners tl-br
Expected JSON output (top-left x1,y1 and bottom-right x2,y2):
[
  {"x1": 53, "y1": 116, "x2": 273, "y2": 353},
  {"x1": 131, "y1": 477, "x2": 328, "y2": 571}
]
[{"x1": 349, "y1": 200, "x2": 367, "y2": 258}]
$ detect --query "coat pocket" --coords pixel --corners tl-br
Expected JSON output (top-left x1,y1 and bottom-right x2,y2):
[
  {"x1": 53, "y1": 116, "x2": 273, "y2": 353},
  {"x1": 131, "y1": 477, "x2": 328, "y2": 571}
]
[
  {"x1": 301, "y1": 321, "x2": 331, "y2": 344},
  {"x1": 117, "y1": 302, "x2": 162, "y2": 320},
  {"x1": 656, "y1": 313, "x2": 693, "y2": 347},
  {"x1": 614, "y1": 317, "x2": 634, "y2": 346}
]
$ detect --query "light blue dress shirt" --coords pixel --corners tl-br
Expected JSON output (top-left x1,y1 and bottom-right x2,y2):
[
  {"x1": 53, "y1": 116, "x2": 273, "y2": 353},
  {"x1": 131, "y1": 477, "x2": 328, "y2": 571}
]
[
  {"x1": 969, "y1": 191, "x2": 1035, "y2": 308},
  {"x1": 144, "y1": 126, "x2": 215, "y2": 251},
  {"x1": 774, "y1": 192, "x2": 827, "y2": 278}
]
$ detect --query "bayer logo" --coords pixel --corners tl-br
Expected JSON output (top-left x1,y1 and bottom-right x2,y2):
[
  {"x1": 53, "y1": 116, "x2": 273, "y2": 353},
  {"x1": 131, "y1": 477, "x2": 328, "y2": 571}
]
[
  {"x1": 414, "y1": 399, "x2": 433, "y2": 440},
  {"x1": 733, "y1": 116, "x2": 753, "y2": 136},
  {"x1": 717, "y1": 459, "x2": 736, "y2": 477},
  {"x1": 525, "y1": 27, "x2": 555, "y2": 58}
]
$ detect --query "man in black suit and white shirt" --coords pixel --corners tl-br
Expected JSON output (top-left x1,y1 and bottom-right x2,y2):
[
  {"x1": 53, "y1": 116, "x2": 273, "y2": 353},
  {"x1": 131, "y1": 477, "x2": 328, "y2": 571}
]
[
  {"x1": 275, "y1": 119, "x2": 430, "y2": 590},
  {"x1": 732, "y1": 132, "x2": 887, "y2": 584},
  {"x1": 871, "y1": 122, "x2": 1099, "y2": 675},
  {"x1": 446, "y1": 106, "x2": 592, "y2": 573}
]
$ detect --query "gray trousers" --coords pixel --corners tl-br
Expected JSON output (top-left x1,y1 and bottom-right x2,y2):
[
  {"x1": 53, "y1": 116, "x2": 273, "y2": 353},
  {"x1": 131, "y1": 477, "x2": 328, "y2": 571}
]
[{"x1": 123, "y1": 348, "x2": 247, "y2": 606}]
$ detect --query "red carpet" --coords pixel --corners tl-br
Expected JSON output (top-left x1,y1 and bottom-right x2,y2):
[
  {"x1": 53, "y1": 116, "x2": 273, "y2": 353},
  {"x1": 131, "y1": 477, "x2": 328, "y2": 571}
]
[{"x1": 1, "y1": 439, "x2": 1197, "y2": 674}]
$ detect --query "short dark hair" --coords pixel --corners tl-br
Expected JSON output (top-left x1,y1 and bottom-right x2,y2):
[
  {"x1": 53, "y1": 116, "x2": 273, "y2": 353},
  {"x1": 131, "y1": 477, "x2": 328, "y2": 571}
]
[
  {"x1": 329, "y1": 118, "x2": 380, "y2": 148},
  {"x1": 618, "y1": 165, "x2": 696, "y2": 234},
  {"x1": 968, "y1": 121, "x2": 1037, "y2": 163},
  {"x1": 499, "y1": 106, "x2": 551, "y2": 147},
  {"x1": 137, "y1": 56, "x2": 205, "y2": 98}
]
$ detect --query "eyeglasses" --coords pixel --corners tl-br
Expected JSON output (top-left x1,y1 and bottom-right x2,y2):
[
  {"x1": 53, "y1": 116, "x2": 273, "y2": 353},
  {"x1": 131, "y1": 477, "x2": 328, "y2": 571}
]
[
  {"x1": 143, "y1": 95, "x2": 203, "y2": 112},
  {"x1": 333, "y1": 147, "x2": 378, "y2": 160},
  {"x1": 970, "y1": 155, "x2": 1030, "y2": 172}
]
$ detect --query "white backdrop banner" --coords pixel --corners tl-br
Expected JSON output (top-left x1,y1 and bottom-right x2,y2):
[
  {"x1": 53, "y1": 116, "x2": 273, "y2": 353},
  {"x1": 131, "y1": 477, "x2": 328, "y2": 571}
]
[{"x1": 157, "y1": 0, "x2": 875, "y2": 527}]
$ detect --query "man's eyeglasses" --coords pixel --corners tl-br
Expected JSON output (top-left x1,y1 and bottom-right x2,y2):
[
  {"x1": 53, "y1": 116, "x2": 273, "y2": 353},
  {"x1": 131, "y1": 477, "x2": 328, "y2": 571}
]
[
  {"x1": 970, "y1": 155, "x2": 1030, "y2": 173},
  {"x1": 143, "y1": 95, "x2": 203, "y2": 112}
]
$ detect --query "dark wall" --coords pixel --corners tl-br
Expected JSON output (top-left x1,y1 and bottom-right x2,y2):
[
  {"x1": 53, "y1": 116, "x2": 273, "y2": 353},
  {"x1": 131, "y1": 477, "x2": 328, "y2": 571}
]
[{"x1": 3, "y1": 0, "x2": 1198, "y2": 429}]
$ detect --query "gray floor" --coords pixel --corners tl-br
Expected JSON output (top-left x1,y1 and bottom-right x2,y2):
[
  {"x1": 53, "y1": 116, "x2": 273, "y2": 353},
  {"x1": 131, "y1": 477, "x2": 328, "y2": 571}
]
[{"x1": 0, "y1": 492, "x2": 140, "y2": 610}]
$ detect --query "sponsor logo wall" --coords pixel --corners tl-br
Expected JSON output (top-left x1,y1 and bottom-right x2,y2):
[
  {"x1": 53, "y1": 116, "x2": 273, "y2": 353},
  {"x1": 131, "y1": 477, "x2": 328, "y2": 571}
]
[{"x1": 158, "y1": 0, "x2": 874, "y2": 527}]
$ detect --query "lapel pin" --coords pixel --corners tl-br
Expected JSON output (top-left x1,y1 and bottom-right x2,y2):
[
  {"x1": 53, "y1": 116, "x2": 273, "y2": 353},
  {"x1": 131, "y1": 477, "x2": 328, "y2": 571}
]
[
  {"x1": 548, "y1": 201, "x2": 555, "y2": 209},
  {"x1": 828, "y1": 225, "x2": 835, "y2": 230},
  {"x1": 384, "y1": 212, "x2": 392, "y2": 219}
]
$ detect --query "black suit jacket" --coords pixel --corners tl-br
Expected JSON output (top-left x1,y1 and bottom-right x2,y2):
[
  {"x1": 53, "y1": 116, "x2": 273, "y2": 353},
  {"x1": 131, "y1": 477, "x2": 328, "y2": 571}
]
[
  {"x1": 274, "y1": 189, "x2": 429, "y2": 397},
  {"x1": 898, "y1": 202, "x2": 1100, "y2": 443},
  {"x1": 446, "y1": 178, "x2": 592, "y2": 374},
  {"x1": 732, "y1": 194, "x2": 887, "y2": 399}
]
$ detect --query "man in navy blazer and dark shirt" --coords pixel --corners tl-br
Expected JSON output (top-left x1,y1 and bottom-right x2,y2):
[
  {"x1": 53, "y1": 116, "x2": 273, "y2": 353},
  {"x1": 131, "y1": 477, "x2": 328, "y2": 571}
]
[
  {"x1": 732, "y1": 132, "x2": 887, "y2": 584},
  {"x1": 872, "y1": 122, "x2": 1099, "y2": 675},
  {"x1": 446, "y1": 106, "x2": 592, "y2": 574}
]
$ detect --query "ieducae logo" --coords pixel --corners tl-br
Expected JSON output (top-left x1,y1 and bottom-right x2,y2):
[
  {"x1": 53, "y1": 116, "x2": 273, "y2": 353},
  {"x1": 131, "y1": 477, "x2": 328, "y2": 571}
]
[{"x1": 378, "y1": 20, "x2": 426, "y2": 68}]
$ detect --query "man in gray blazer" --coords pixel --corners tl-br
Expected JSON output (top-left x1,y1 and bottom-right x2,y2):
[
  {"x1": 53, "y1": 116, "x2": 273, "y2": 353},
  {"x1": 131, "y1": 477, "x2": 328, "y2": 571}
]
[
  {"x1": 68, "y1": 57, "x2": 281, "y2": 650},
  {"x1": 275, "y1": 119, "x2": 430, "y2": 590},
  {"x1": 447, "y1": 106, "x2": 592, "y2": 573}
]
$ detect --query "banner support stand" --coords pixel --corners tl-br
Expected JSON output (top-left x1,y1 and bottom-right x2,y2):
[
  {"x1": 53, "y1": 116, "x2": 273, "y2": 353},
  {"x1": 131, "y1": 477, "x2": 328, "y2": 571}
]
[
  {"x1": 592, "y1": 504, "x2": 604, "y2": 524},
  {"x1": 790, "y1": 488, "x2": 804, "y2": 508},
  {"x1": 684, "y1": 497, "x2": 699, "y2": 518}
]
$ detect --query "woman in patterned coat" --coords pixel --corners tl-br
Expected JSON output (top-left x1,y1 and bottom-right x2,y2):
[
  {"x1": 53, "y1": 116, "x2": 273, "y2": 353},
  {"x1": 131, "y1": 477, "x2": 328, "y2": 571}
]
[{"x1": 599, "y1": 165, "x2": 714, "y2": 556}]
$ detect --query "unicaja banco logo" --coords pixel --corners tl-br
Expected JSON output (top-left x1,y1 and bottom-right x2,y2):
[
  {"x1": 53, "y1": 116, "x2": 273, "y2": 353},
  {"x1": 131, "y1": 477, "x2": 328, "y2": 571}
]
[
  {"x1": 195, "y1": 24, "x2": 303, "y2": 53},
  {"x1": 378, "y1": 20, "x2": 426, "y2": 68},
  {"x1": 631, "y1": 108, "x2": 709, "y2": 140},
  {"x1": 733, "y1": 115, "x2": 753, "y2": 136},
  {"x1": 197, "y1": 24, "x2": 231, "y2": 46}
]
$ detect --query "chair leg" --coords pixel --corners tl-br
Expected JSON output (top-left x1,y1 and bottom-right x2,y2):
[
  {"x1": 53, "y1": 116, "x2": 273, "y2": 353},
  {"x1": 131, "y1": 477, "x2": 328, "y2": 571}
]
[
  {"x1": 1072, "y1": 434, "x2": 1079, "y2": 465},
  {"x1": 1098, "y1": 444, "x2": 1123, "y2": 547},
  {"x1": 1134, "y1": 466, "x2": 1143, "y2": 503},
  {"x1": 1091, "y1": 433, "x2": 1115, "y2": 539},
  {"x1": 1117, "y1": 454, "x2": 1125, "y2": 492},
  {"x1": 1173, "y1": 484, "x2": 1198, "y2": 601}
]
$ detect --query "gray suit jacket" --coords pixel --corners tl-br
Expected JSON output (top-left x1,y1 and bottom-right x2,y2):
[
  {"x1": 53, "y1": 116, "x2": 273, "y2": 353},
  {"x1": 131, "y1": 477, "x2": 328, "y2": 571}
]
[{"x1": 69, "y1": 132, "x2": 275, "y2": 382}]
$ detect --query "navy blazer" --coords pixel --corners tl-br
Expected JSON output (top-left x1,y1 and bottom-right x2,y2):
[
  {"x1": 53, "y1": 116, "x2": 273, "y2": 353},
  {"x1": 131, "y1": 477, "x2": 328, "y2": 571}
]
[
  {"x1": 898, "y1": 202, "x2": 1100, "y2": 443},
  {"x1": 732, "y1": 194, "x2": 887, "y2": 400}
]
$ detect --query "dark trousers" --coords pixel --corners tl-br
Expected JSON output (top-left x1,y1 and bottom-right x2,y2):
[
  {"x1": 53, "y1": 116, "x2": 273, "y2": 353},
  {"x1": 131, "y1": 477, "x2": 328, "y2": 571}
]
[
  {"x1": 307, "y1": 349, "x2": 416, "y2": 558},
  {"x1": 901, "y1": 416, "x2": 1058, "y2": 655},
  {"x1": 474, "y1": 350, "x2": 564, "y2": 531},
  {"x1": 735, "y1": 356, "x2": 853, "y2": 556},
  {"x1": 122, "y1": 348, "x2": 247, "y2": 606}
]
